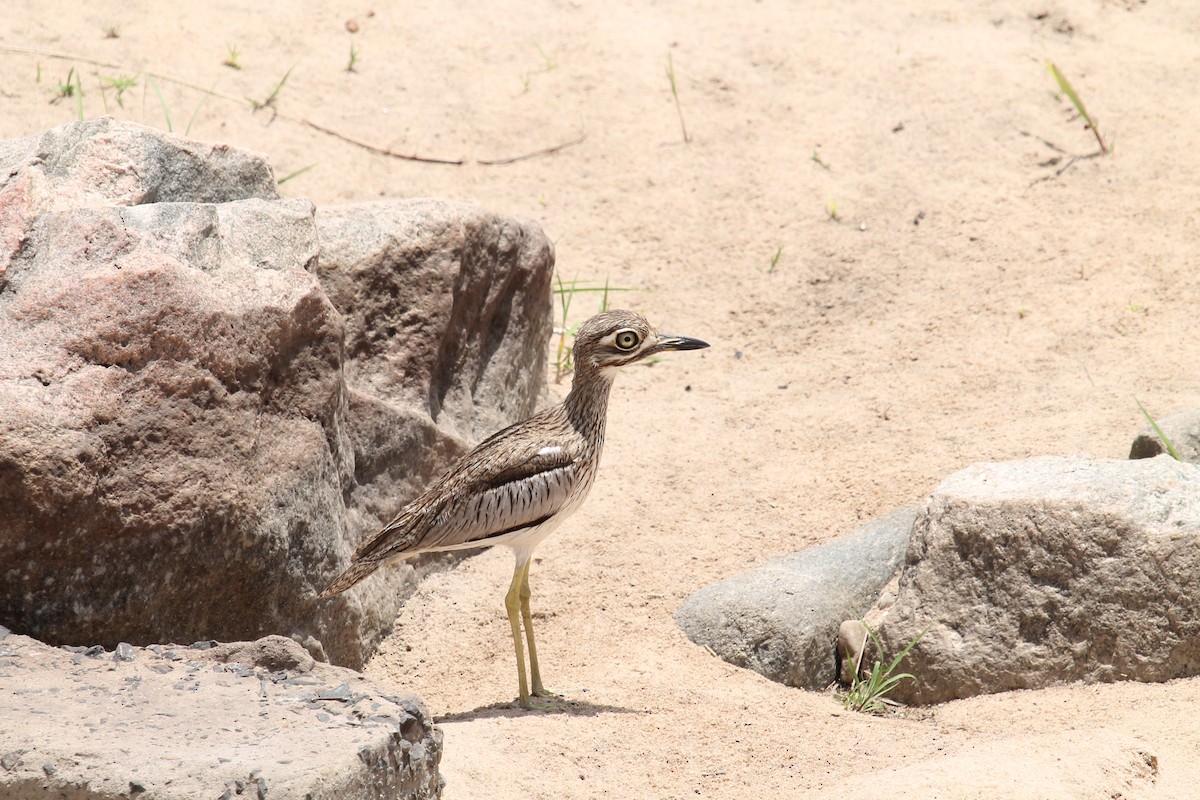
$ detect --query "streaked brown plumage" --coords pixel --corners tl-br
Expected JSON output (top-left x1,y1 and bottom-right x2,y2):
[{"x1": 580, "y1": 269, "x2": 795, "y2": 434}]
[{"x1": 320, "y1": 309, "x2": 708, "y2": 708}]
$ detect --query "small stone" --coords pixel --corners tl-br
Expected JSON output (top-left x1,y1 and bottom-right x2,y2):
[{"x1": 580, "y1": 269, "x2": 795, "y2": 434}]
[
  {"x1": 163, "y1": 650, "x2": 184, "y2": 661},
  {"x1": 836, "y1": 620, "x2": 868, "y2": 684},
  {"x1": 149, "y1": 663, "x2": 173, "y2": 674},
  {"x1": 60, "y1": 645, "x2": 87, "y2": 654},
  {"x1": 345, "y1": 18, "x2": 359, "y2": 32},
  {"x1": 317, "y1": 683, "x2": 352, "y2": 701},
  {"x1": 188, "y1": 640, "x2": 218, "y2": 650},
  {"x1": 115, "y1": 642, "x2": 136, "y2": 662},
  {"x1": 130, "y1": 778, "x2": 148, "y2": 794},
  {"x1": 0, "y1": 624, "x2": 10, "y2": 640},
  {"x1": 42, "y1": 762, "x2": 57, "y2": 776},
  {"x1": 1, "y1": 749, "x2": 25, "y2": 770},
  {"x1": 256, "y1": 775, "x2": 269, "y2": 799},
  {"x1": 83, "y1": 644, "x2": 105, "y2": 658}
]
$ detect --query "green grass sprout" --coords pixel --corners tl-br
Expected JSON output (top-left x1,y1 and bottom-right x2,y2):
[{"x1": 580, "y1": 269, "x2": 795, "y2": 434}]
[
  {"x1": 1046, "y1": 61, "x2": 1108, "y2": 154},
  {"x1": 251, "y1": 66, "x2": 293, "y2": 113},
  {"x1": 1135, "y1": 399, "x2": 1181, "y2": 461},
  {"x1": 666, "y1": 52, "x2": 690, "y2": 143},
  {"x1": 147, "y1": 76, "x2": 172, "y2": 131},
  {"x1": 100, "y1": 73, "x2": 138, "y2": 108},
  {"x1": 277, "y1": 164, "x2": 317, "y2": 185}
]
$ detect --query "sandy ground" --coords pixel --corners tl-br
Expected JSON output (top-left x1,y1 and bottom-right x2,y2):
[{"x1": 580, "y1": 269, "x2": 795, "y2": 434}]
[{"x1": 4, "y1": 1, "x2": 1199, "y2": 797}]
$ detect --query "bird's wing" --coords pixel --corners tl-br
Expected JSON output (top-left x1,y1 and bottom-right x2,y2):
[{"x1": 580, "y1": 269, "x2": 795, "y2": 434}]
[{"x1": 351, "y1": 436, "x2": 583, "y2": 563}]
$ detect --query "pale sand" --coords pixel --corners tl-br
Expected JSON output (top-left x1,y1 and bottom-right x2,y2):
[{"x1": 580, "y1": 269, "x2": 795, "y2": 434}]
[{"x1": 2, "y1": 1, "x2": 1197, "y2": 796}]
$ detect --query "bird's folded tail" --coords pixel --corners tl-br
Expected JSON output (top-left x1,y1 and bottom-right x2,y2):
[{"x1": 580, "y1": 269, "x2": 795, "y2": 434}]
[{"x1": 318, "y1": 558, "x2": 383, "y2": 599}]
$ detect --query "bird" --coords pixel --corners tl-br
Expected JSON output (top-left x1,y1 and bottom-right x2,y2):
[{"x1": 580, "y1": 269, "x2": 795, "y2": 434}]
[{"x1": 319, "y1": 309, "x2": 709, "y2": 709}]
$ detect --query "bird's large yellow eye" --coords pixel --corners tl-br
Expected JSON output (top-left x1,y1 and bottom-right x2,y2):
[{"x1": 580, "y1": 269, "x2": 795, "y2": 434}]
[{"x1": 614, "y1": 329, "x2": 641, "y2": 351}]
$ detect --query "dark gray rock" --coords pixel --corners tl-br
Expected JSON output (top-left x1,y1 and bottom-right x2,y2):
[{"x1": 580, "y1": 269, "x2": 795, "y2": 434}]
[
  {"x1": 880, "y1": 455, "x2": 1200, "y2": 705},
  {"x1": 676, "y1": 507, "x2": 914, "y2": 689},
  {"x1": 0, "y1": 634, "x2": 442, "y2": 799},
  {"x1": 1130, "y1": 406, "x2": 1200, "y2": 463}
]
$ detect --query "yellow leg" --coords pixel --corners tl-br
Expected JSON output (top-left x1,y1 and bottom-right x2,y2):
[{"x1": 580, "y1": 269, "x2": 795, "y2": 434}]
[
  {"x1": 518, "y1": 560, "x2": 556, "y2": 697},
  {"x1": 504, "y1": 561, "x2": 531, "y2": 709}
]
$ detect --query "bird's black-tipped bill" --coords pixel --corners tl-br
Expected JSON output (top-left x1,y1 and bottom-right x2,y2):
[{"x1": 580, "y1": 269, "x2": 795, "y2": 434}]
[{"x1": 654, "y1": 334, "x2": 710, "y2": 352}]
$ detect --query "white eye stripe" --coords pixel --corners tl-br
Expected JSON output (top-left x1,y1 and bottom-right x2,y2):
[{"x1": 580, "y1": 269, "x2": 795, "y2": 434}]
[{"x1": 537, "y1": 446, "x2": 563, "y2": 457}]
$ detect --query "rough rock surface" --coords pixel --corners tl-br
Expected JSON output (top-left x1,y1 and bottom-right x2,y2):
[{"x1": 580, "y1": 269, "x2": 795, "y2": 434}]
[
  {"x1": 315, "y1": 200, "x2": 554, "y2": 445},
  {"x1": 0, "y1": 119, "x2": 555, "y2": 668},
  {"x1": 675, "y1": 507, "x2": 914, "y2": 690},
  {"x1": 0, "y1": 117, "x2": 277, "y2": 280},
  {"x1": 881, "y1": 455, "x2": 1200, "y2": 705},
  {"x1": 0, "y1": 629, "x2": 442, "y2": 799},
  {"x1": 1130, "y1": 406, "x2": 1200, "y2": 463}
]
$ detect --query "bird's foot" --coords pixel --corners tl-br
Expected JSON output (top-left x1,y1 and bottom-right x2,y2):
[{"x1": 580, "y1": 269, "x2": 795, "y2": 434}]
[{"x1": 516, "y1": 691, "x2": 572, "y2": 712}]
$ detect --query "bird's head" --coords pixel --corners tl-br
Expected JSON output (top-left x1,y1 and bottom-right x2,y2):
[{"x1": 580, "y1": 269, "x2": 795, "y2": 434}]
[{"x1": 571, "y1": 309, "x2": 709, "y2": 376}]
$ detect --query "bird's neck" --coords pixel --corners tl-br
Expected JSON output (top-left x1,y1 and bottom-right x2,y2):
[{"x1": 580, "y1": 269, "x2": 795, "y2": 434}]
[{"x1": 563, "y1": 362, "x2": 615, "y2": 444}]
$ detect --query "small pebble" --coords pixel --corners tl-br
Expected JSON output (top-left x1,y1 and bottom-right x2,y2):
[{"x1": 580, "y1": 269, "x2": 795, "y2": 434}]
[
  {"x1": 317, "y1": 683, "x2": 352, "y2": 701},
  {"x1": 115, "y1": 642, "x2": 136, "y2": 662},
  {"x1": 129, "y1": 779, "x2": 148, "y2": 794}
]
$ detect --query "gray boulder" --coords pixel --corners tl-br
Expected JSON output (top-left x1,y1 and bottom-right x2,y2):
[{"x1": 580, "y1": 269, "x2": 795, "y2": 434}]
[
  {"x1": 880, "y1": 455, "x2": 1200, "y2": 705},
  {"x1": 1130, "y1": 406, "x2": 1200, "y2": 462},
  {"x1": 0, "y1": 632, "x2": 442, "y2": 799},
  {"x1": 676, "y1": 507, "x2": 914, "y2": 689},
  {"x1": 0, "y1": 119, "x2": 554, "y2": 669}
]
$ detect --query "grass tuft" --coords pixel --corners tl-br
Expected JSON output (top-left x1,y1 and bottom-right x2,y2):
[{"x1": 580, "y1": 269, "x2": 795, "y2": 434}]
[
  {"x1": 346, "y1": 45, "x2": 360, "y2": 73},
  {"x1": 842, "y1": 622, "x2": 925, "y2": 715},
  {"x1": 100, "y1": 73, "x2": 138, "y2": 108},
  {"x1": 223, "y1": 45, "x2": 242, "y2": 70}
]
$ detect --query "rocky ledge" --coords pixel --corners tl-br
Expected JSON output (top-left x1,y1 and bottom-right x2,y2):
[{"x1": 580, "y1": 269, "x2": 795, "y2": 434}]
[{"x1": 0, "y1": 629, "x2": 442, "y2": 799}]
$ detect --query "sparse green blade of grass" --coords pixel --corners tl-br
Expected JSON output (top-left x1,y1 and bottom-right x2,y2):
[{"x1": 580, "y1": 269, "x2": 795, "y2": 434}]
[
  {"x1": 767, "y1": 245, "x2": 783, "y2": 273},
  {"x1": 346, "y1": 45, "x2": 360, "y2": 73},
  {"x1": 1046, "y1": 60, "x2": 1107, "y2": 154},
  {"x1": 185, "y1": 79, "x2": 219, "y2": 136},
  {"x1": 277, "y1": 164, "x2": 316, "y2": 185},
  {"x1": 535, "y1": 43, "x2": 557, "y2": 71},
  {"x1": 147, "y1": 76, "x2": 172, "y2": 131},
  {"x1": 267, "y1": 66, "x2": 293, "y2": 105},
  {"x1": 72, "y1": 69, "x2": 84, "y2": 121},
  {"x1": 1136, "y1": 399, "x2": 1181, "y2": 461},
  {"x1": 666, "y1": 52, "x2": 690, "y2": 144}
]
